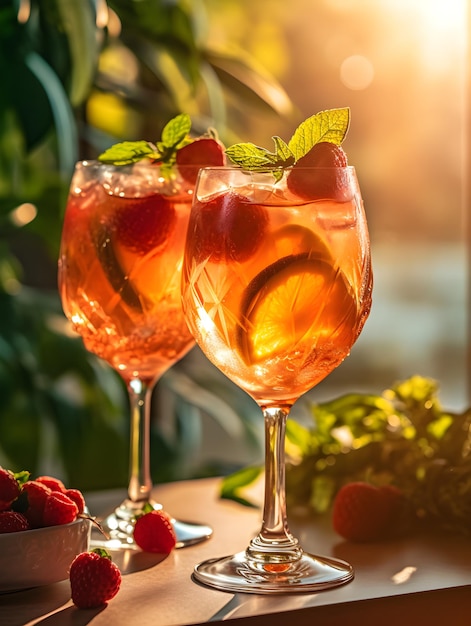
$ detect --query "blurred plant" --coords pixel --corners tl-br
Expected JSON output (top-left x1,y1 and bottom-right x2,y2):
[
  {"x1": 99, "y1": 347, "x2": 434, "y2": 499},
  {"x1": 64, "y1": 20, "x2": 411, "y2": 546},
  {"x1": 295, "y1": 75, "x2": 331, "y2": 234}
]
[
  {"x1": 0, "y1": 0, "x2": 291, "y2": 488},
  {"x1": 222, "y1": 376, "x2": 471, "y2": 536}
]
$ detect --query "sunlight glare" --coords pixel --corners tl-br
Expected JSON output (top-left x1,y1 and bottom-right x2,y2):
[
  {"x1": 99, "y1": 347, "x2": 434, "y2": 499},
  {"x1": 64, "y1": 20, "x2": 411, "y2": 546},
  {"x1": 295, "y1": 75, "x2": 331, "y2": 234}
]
[
  {"x1": 391, "y1": 566, "x2": 417, "y2": 584},
  {"x1": 340, "y1": 55, "x2": 375, "y2": 90}
]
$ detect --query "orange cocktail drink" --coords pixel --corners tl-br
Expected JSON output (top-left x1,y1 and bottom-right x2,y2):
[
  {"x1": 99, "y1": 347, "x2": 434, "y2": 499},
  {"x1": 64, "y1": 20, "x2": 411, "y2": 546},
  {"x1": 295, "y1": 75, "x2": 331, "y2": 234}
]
[
  {"x1": 180, "y1": 109, "x2": 373, "y2": 591},
  {"x1": 59, "y1": 161, "x2": 194, "y2": 385},
  {"x1": 182, "y1": 166, "x2": 372, "y2": 409}
]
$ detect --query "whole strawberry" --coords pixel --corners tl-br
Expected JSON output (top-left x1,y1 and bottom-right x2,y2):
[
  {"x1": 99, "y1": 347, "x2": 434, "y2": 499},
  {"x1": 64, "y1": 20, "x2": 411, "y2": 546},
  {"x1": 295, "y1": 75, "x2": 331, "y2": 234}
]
[
  {"x1": 332, "y1": 481, "x2": 405, "y2": 542},
  {"x1": 21, "y1": 480, "x2": 51, "y2": 528},
  {"x1": 43, "y1": 490, "x2": 79, "y2": 526},
  {"x1": 0, "y1": 468, "x2": 21, "y2": 511},
  {"x1": 0, "y1": 510, "x2": 30, "y2": 533},
  {"x1": 35, "y1": 475, "x2": 67, "y2": 493},
  {"x1": 192, "y1": 191, "x2": 268, "y2": 264},
  {"x1": 133, "y1": 509, "x2": 177, "y2": 553},
  {"x1": 113, "y1": 194, "x2": 176, "y2": 255},
  {"x1": 70, "y1": 548, "x2": 121, "y2": 609},
  {"x1": 287, "y1": 142, "x2": 349, "y2": 201},
  {"x1": 176, "y1": 137, "x2": 226, "y2": 185},
  {"x1": 65, "y1": 488, "x2": 86, "y2": 514}
]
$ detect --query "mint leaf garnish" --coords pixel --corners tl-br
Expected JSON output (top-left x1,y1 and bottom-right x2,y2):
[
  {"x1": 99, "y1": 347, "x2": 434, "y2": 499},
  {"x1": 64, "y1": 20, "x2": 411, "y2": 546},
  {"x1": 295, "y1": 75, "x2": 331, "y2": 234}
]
[
  {"x1": 225, "y1": 107, "x2": 350, "y2": 173},
  {"x1": 98, "y1": 113, "x2": 193, "y2": 166},
  {"x1": 98, "y1": 141, "x2": 159, "y2": 165},
  {"x1": 161, "y1": 113, "x2": 191, "y2": 150},
  {"x1": 288, "y1": 107, "x2": 350, "y2": 160},
  {"x1": 226, "y1": 136, "x2": 295, "y2": 172}
]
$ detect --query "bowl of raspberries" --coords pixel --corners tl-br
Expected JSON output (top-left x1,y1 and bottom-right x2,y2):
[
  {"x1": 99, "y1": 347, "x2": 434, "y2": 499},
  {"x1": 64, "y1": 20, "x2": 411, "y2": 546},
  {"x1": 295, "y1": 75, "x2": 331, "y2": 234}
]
[{"x1": 0, "y1": 467, "x2": 91, "y2": 592}]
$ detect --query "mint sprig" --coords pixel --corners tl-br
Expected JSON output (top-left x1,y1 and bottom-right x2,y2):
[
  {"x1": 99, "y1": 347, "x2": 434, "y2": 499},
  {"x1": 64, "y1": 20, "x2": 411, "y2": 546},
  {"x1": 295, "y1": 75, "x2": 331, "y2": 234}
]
[
  {"x1": 98, "y1": 113, "x2": 192, "y2": 166},
  {"x1": 226, "y1": 107, "x2": 350, "y2": 172}
]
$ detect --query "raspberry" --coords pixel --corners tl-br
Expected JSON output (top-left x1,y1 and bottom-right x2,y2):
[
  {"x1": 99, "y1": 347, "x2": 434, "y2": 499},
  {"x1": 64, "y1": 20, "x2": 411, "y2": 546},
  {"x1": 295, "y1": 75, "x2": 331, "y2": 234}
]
[
  {"x1": 192, "y1": 191, "x2": 268, "y2": 264},
  {"x1": 176, "y1": 137, "x2": 226, "y2": 185},
  {"x1": 65, "y1": 488, "x2": 86, "y2": 514},
  {"x1": 35, "y1": 475, "x2": 66, "y2": 493},
  {"x1": 0, "y1": 467, "x2": 21, "y2": 511},
  {"x1": 133, "y1": 510, "x2": 177, "y2": 553},
  {"x1": 287, "y1": 142, "x2": 349, "y2": 201},
  {"x1": 332, "y1": 481, "x2": 404, "y2": 542},
  {"x1": 0, "y1": 510, "x2": 30, "y2": 533},
  {"x1": 43, "y1": 491, "x2": 79, "y2": 526},
  {"x1": 21, "y1": 480, "x2": 51, "y2": 528},
  {"x1": 70, "y1": 548, "x2": 121, "y2": 609},
  {"x1": 112, "y1": 194, "x2": 176, "y2": 254}
]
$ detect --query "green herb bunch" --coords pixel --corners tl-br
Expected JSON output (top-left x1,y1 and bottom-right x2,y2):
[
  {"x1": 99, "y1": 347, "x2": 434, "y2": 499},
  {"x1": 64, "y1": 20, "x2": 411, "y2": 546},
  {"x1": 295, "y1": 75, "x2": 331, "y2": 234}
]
[{"x1": 222, "y1": 376, "x2": 471, "y2": 536}]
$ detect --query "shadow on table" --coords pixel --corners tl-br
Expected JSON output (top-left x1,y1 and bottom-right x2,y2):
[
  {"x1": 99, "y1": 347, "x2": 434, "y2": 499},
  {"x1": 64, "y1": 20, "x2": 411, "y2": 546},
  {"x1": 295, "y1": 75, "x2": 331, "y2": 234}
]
[
  {"x1": 107, "y1": 548, "x2": 168, "y2": 574},
  {"x1": 0, "y1": 582, "x2": 71, "y2": 626}
]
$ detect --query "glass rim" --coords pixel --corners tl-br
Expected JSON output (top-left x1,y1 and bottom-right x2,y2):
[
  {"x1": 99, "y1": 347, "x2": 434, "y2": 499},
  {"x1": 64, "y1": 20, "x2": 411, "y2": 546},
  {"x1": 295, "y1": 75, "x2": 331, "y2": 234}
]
[
  {"x1": 197, "y1": 164, "x2": 357, "y2": 172},
  {"x1": 75, "y1": 160, "x2": 356, "y2": 171}
]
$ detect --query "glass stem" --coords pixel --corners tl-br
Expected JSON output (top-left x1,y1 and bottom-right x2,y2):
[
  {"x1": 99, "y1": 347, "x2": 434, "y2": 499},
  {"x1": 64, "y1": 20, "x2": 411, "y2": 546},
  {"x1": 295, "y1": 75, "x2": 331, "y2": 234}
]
[
  {"x1": 247, "y1": 407, "x2": 303, "y2": 565},
  {"x1": 127, "y1": 378, "x2": 153, "y2": 504}
]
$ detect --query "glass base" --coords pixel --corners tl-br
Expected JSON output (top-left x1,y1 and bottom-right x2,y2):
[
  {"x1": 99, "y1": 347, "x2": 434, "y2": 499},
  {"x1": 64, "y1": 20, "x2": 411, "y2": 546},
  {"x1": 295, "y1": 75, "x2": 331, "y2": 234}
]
[
  {"x1": 193, "y1": 550, "x2": 354, "y2": 594},
  {"x1": 89, "y1": 498, "x2": 213, "y2": 550}
]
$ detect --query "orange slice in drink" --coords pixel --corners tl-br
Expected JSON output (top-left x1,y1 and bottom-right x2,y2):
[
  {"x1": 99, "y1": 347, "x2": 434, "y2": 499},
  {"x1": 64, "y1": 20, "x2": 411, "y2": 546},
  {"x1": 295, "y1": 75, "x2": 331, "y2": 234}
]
[{"x1": 238, "y1": 251, "x2": 356, "y2": 365}]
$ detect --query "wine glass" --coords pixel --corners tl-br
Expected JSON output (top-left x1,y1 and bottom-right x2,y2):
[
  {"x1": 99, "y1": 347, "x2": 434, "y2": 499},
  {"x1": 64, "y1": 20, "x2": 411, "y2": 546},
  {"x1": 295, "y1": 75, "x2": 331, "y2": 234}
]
[
  {"x1": 58, "y1": 160, "x2": 213, "y2": 549},
  {"x1": 181, "y1": 165, "x2": 372, "y2": 592}
]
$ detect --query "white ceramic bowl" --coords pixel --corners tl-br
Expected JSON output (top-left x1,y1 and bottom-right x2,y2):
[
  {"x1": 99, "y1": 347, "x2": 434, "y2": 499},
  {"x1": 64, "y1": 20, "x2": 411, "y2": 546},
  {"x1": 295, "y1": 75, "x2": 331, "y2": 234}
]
[{"x1": 0, "y1": 518, "x2": 91, "y2": 593}]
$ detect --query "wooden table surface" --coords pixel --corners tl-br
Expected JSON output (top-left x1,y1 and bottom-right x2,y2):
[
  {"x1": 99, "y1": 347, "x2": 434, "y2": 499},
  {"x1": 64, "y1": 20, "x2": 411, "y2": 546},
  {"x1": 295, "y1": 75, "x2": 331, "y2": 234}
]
[{"x1": 1, "y1": 477, "x2": 470, "y2": 626}]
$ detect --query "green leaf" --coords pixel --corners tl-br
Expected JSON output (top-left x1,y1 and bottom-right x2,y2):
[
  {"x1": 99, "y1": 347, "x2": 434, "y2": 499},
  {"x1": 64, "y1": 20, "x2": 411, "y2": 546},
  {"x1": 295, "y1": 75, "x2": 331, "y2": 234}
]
[
  {"x1": 225, "y1": 143, "x2": 275, "y2": 169},
  {"x1": 225, "y1": 108, "x2": 348, "y2": 171},
  {"x1": 98, "y1": 114, "x2": 192, "y2": 166},
  {"x1": 225, "y1": 135, "x2": 294, "y2": 172},
  {"x1": 272, "y1": 136, "x2": 295, "y2": 164},
  {"x1": 220, "y1": 465, "x2": 262, "y2": 508},
  {"x1": 161, "y1": 113, "x2": 192, "y2": 149},
  {"x1": 288, "y1": 107, "x2": 350, "y2": 160},
  {"x1": 98, "y1": 141, "x2": 159, "y2": 165},
  {"x1": 53, "y1": 0, "x2": 100, "y2": 106}
]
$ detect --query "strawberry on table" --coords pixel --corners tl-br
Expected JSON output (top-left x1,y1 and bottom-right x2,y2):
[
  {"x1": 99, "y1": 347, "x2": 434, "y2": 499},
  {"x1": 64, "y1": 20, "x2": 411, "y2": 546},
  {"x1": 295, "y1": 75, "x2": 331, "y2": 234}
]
[
  {"x1": 133, "y1": 509, "x2": 177, "y2": 554},
  {"x1": 69, "y1": 548, "x2": 122, "y2": 609},
  {"x1": 332, "y1": 481, "x2": 404, "y2": 542}
]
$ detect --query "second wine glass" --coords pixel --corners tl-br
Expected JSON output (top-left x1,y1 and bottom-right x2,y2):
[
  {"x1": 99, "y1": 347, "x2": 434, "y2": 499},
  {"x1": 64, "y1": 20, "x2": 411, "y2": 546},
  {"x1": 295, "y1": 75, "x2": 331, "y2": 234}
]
[{"x1": 58, "y1": 160, "x2": 212, "y2": 549}]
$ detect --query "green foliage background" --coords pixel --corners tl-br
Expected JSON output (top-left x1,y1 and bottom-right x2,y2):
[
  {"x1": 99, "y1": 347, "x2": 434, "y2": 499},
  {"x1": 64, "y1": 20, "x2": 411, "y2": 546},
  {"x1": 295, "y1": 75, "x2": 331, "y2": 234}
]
[{"x1": 0, "y1": 0, "x2": 291, "y2": 490}]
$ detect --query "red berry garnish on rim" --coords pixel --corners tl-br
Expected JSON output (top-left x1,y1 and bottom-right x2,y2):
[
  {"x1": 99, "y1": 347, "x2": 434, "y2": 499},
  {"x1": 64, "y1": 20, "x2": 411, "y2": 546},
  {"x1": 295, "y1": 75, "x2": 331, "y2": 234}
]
[
  {"x1": 176, "y1": 137, "x2": 226, "y2": 185},
  {"x1": 332, "y1": 481, "x2": 405, "y2": 543},
  {"x1": 192, "y1": 191, "x2": 268, "y2": 264},
  {"x1": 69, "y1": 548, "x2": 122, "y2": 609},
  {"x1": 133, "y1": 509, "x2": 177, "y2": 554},
  {"x1": 287, "y1": 142, "x2": 349, "y2": 201}
]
